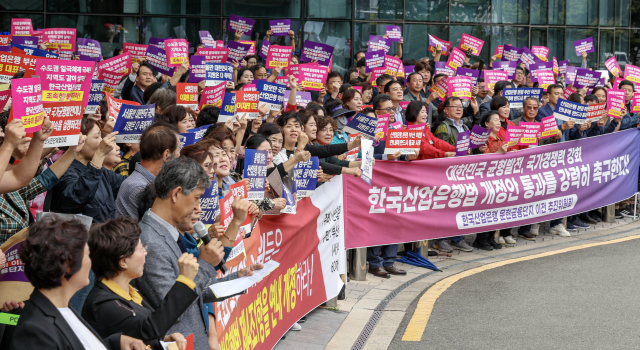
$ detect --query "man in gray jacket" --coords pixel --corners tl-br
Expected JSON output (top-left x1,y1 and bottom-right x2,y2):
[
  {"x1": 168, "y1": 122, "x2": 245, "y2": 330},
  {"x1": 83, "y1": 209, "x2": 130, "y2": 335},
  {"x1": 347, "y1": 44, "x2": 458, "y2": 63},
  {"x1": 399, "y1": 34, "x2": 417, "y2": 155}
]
[{"x1": 134, "y1": 157, "x2": 263, "y2": 350}]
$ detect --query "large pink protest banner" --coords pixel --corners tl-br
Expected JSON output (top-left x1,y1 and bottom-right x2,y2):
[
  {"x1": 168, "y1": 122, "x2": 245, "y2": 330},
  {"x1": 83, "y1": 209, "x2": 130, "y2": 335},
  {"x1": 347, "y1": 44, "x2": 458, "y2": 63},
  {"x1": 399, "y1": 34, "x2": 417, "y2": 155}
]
[{"x1": 343, "y1": 130, "x2": 640, "y2": 248}]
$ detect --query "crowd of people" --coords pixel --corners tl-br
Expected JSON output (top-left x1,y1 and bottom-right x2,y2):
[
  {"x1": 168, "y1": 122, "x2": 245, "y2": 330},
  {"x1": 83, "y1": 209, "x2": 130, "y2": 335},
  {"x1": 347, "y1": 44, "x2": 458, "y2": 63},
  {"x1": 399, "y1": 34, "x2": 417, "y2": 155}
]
[{"x1": 0, "y1": 24, "x2": 638, "y2": 350}]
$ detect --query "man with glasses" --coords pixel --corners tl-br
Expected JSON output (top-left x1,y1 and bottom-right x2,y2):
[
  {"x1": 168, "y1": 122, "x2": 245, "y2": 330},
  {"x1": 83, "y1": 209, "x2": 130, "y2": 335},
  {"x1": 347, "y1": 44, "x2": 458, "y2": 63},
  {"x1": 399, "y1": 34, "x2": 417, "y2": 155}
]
[
  {"x1": 513, "y1": 66, "x2": 526, "y2": 87},
  {"x1": 116, "y1": 122, "x2": 182, "y2": 221}
]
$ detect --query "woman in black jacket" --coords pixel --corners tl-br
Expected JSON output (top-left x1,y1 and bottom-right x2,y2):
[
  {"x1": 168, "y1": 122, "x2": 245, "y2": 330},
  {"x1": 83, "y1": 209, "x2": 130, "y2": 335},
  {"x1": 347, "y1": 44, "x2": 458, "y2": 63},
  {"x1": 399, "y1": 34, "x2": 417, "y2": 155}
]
[
  {"x1": 10, "y1": 214, "x2": 146, "y2": 350},
  {"x1": 82, "y1": 217, "x2": 198, "y2": 350}
]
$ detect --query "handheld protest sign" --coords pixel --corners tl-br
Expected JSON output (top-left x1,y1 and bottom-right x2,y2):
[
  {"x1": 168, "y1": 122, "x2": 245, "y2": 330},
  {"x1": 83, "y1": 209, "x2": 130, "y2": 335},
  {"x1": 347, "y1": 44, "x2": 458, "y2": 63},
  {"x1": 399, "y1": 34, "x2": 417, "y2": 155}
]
[
  {"x1": 227, "y1": 41, "x2": 252, "y2": 63},
  {"x1": 244, "y1": 149, "x2": 269, "y2": 200},
  {"x1": 384, "y1": 129, "x2": 422, "y2": 155},
  {"x1": 177, "y1": 83, "x2": 199, "y2": 110},
  {"x1": 269, "y1": 20, "x2": 291, "y2": 36},
  {"x1": 364, "y1": 50, "x2": 385, "y2": 73},
  {"x1": 492, "y1": 61, "x2": 518, "y2": 80},
  {"x1": 98, "y1": 52, "x2": 132, "y2": 75},
  {"x1": 292, "y1": 157, "x2": 319, "y2": 198},
  {"x1": 76, "y1": 38, "x2": 101, "y2": 61},
  {"x1": 428, "y1": 35, "x2": 452, "y2": 56},
  {"x1": 200, "y1": 82, "x2": 226, "y2": 109},
  {"x1": 165, "y1": 38, "x2": 189, "y2": 67},
  {"x1": 98, "y1": 69, "x2": 125, "y2": 96},
  {"x1": 38, "y1": 58, "x2": 94, "y2": 106},
  {"x1": 360, "y1": 139, "x2": 374, "y2": 185},
  {"x1": 228, "y1": 14, "x2": 255, "y2": 36},
  {"x1": 42, "y1": 101, "x2": 83, "y2": 147},
  {"x1": 199, "y1": 182, "x2": 220, "y2": 225},
  {"x1": 196, "y1": 47, "x2": 229, "y2": 63},
  {"x1": 145, "y1": 45, "x2": 175, "y2": 76},
  {"x1": 123, "y1": 43, "x2": 148, "y2": 63},
  {"x1": 205, "y1": 63, "x2": 234, "y2": 87},
  {"x1": 43, "y1": 28, "x2": 76, "y2": 51},
  {"x1": 447, "y1": 76, "x2": 473, "y2": 100},
  {"x1": 386, "y1": 26, "x2": 402, "y2": 41},
  {"x1": 368, "y1": 35, "x2": 391, "y2": 54},
  {"x1": 518, "y1": 122, "x2": 541, "y2": 146},
  {"x1": 375, "y1": 114, "x2": 390, "y2": 141},
  {"x1": 455, "y1": 130, "x2": 470, "y2": 156},
  {"x1": 11, "y1": 77, "x2": 44, "y2": 133},
  {"x1": 459, "y1": 33, "x2": 484, "y2": 56},
  {"x1": 218, "y1": 93, "x2": 237, "y2": 123},
  {"x1": 503, "y1": 87, "x2": 543, "y2": 109},
  {"x1": 257, "y1": 80, "x2": 286, "y2": 111},
  {"x1": 235, "y1": 91, "x2": 259, "y2": 119},
  {"x1": 189, "y1": 55, "x2": 207, "y2": 83},
  {"x1": 505, "y1": 126, "x2": 525, "y2": 147},
  {"x1": 342, "y1": 112, "x2": 378, "y2": 139},
  {"x1": 300, "y1": 40, "x2": 333, "y2": 66},
  {"x1": 540, "y1": 115, "x2": 560, "y2": 138},
  {"x1": 266, "y1": 45, "x2": 293, "y2": 69},
  {"x1": 574, "y1": 37, "x2": 594, "y2": 56},
  {"x1": 12, "y1": 18, "x2": 32, "y2": 36},
  {"x1": 469, "y1": 125, "x2": 490, "y2": 148},
  {"x1": 199, "y1": 30, "x2": 216, "y2": 48},
  {"x1": 553, "y1": 98, "x2": 588, "y2": 124},
  {"x1": 112, "y1": 104, "x2": 155, "y2": 143},
  {"x1": 106, "y1": 94, "x2": 141, "y2": 120}
]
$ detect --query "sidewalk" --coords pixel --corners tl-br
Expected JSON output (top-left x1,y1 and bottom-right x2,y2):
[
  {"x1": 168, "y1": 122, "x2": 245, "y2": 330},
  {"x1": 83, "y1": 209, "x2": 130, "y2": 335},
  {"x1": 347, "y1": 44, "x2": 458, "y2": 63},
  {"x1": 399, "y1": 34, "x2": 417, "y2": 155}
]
[{"x1": 274, "y1": 215, "x2": 640, "y2": 350}]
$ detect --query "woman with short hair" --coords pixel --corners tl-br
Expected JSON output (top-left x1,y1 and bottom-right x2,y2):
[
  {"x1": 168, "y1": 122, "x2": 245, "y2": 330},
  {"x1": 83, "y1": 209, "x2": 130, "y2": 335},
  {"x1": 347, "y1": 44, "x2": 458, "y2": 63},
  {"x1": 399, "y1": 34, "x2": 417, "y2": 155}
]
[
  {"x1": 10, "y1": 215, "x2": 146, "y2": 350},
  {"x1": 82, "y1": 217, "x2": 196, "y2": 350}
]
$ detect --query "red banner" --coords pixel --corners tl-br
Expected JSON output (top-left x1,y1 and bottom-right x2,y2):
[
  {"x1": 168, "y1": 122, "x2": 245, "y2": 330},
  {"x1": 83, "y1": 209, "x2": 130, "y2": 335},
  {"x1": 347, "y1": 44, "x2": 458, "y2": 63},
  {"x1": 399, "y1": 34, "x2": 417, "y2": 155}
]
[{"x1": 214, "y1": 179, "x2": 345, "y2": 350}]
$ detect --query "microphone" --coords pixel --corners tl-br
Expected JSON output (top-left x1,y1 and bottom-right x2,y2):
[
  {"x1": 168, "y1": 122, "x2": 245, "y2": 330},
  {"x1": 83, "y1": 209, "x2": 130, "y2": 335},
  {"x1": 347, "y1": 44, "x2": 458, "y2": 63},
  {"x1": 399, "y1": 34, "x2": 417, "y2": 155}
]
[{"x1": 193, "y1": 221, "x2": 227, "y2": 274}]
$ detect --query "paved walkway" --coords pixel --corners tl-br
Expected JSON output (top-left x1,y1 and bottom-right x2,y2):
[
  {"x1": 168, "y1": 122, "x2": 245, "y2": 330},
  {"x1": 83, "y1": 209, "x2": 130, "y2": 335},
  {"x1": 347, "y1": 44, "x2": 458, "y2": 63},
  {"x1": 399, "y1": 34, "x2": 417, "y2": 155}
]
[{"x1": 274, "y1": 216, "x2": 640, "y2": 350}]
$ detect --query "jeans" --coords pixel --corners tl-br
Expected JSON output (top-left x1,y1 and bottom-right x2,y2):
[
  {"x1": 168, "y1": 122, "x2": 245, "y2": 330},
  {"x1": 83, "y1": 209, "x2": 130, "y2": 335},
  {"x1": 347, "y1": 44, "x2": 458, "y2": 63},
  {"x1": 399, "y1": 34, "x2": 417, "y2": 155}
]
[
  {"x1": 367, "y1": 244, "x2": 399, "y2": 269},
  {"x1": 70, "y1": 270, "x2": 95, "y2": 313},
  {"x1": 403, "y1": 242, "x2": 423, "y2": 255}
]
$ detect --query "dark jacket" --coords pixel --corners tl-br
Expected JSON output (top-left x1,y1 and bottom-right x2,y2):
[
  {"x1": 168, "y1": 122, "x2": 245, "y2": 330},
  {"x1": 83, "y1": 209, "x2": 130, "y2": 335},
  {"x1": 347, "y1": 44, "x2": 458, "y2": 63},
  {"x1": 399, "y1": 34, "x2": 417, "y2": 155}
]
[
  {"x1": 82, "y1": 280, "x2": 198, "y2": 350},
  {"x1": 9, "y1": 289, "x2": 122, "y2": 350},
  {"x1": 50, "y1": 159, "x2": 126, "y2": 223},
  {"x1": 121, "y1": 77, "x2": 145, "y2": 105},
  {"x1": 479, "y1": 99, "x2": 520, "y2": 121}
]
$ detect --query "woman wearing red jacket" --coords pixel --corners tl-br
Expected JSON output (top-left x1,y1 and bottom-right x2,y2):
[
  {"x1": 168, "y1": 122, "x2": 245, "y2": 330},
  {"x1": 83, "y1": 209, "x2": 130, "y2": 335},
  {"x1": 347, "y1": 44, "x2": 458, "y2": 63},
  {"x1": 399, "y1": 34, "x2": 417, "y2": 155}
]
[
  {"x1": 491, "y1": 96, "x2": 528, "y2": 152},
  {"x1": 405, "y1": 101, "x2": 456, "y2": 160}
]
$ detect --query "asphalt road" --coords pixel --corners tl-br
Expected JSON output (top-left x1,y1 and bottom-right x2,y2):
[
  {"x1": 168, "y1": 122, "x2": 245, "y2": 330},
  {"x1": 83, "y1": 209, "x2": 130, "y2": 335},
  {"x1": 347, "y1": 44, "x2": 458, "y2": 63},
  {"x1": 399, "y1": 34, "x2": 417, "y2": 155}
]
[{"x1": 390, "y1": 235, "x2": 640, "y2": 350}]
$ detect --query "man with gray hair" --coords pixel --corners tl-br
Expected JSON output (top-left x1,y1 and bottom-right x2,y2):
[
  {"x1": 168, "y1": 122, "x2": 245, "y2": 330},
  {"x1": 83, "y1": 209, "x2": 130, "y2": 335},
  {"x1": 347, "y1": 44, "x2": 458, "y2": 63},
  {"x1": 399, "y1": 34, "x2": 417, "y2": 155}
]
[{"x1": 134, "y1": 157, "x2": 263, "y2": 350}]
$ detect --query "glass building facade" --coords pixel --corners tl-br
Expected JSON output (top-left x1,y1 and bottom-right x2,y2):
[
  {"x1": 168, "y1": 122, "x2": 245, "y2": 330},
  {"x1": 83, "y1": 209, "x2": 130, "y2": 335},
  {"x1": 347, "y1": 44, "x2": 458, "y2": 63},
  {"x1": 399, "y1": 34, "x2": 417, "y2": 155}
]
[{"x1": 2, "y1": 0, "x2": 639, "y2": 75}]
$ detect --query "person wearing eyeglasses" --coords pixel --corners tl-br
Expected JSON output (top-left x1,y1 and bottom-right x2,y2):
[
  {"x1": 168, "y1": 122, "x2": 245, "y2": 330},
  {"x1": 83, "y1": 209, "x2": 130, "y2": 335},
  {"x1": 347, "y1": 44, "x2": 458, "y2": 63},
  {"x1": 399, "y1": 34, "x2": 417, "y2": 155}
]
[
  {"x1": 82, "y1": 217, "x2": 196, "y2": 350},
  {"x1": 512, "y1": 97, "x2": 561, "y2": 146},
  {"x1": 513, "y1": 66, "x2": 526, "y2": 87}
]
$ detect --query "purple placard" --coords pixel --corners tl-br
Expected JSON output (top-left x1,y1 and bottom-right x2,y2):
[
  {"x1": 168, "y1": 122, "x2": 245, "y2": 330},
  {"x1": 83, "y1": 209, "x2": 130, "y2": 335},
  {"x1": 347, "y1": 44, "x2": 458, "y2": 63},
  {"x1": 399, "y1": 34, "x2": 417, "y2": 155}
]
[
  {"x1": 385, "y1": 25, "x2": 402, "y2": 42},
  {"x1": 0, "y1": 241, "x2": 30, "y2": 282},
  {"x1": 148, "y1": 37, "x2": 170, "y2": 49},
  {"x1": 283, "y1": 90, "x2": 312, "y2": 107},
  {"x1": 566, "y1": 66, "x2": 578, "y2": 85},
  {"x1": 259, "y1": 38, "x2": 270, "y2": 59},
  {"x1": 558, "y1": 60, "x2": 570, "y2": 75},
  {"x1": 228, "y1": 14, "x2": 255, "y2": 36},
  {"x1": 434, "y1": 61, "x2": 455, "y2": 77},
  {"x1": 574, "y1": 37, "x2": 595, "y2": 56},
  {"x1": 455, "y1": 130, "x2": 471, "y2": 156},
  {"x1": 145, "y1": 44, "x2": 176, "y2": 76},
  {"x1": 269, "y1": 19, "x2": 291, "y2": 36},
  {"x1": 529, "y1": 61, "x2": 554, "y2": 82},
  {"x1": 199, "y1": 30, "x2": 216, "y2": 48},
  {"x1": 189, "y1": 55, "x2": 207, "y2": 83},
  {"x1": 502, "y1": 45, "x2": 523, "y2": 62},
  {"x1": 456, "y1": 67, "x2": 480, "y2": 86},
  {"x1": 368, "y1": 35, "x2": 391, "y2": 54},
  {"x1": 405, "y1": 65, "x2": 415, "y2": 74},
  {"x1": 12, "y1": 36, "x2": 38, "y2": 48},
  {"x1": 76, "y1": 38, "x2": 102, "y2": 62},
  {"x1": 364, "y1": 50, "x2": 385, "y2": 73},
  {"x1": 300, "y1": 40, "x2": 333, "y2": 66},
  {"x1": 519, "y1": 46, "x2": 540, "y2": 68},
  {"x1": 574, "y1": 68, "x2": 599, "y2": 89},
  {"x1": 469, "y1": 125, "x2": 490, "y2": 148},
  {"x1": 492, "y1": 61, "x2": 518, "y2": 80},
  {"x1": 227, "y1": 41, "x2": 252, "y2": 63}
]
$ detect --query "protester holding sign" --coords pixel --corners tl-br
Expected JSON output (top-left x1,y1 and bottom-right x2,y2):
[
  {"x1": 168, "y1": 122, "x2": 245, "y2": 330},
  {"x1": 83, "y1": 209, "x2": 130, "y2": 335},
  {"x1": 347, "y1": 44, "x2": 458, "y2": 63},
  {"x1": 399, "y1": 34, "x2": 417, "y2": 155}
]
[
  {"x1": 50, "y1": 119, "x2": 126, "y2": 223},
  {"x1": 406, "y1": 101, "x2": 456, "y2": 159}
]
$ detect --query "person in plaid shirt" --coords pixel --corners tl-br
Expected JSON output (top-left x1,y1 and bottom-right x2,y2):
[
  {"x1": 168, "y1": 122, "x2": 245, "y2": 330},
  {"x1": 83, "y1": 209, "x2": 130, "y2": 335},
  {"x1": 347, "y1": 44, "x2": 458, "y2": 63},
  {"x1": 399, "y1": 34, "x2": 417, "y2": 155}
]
[{"x1": 0, "y1": 136, "x2": 87, "y2": 245}]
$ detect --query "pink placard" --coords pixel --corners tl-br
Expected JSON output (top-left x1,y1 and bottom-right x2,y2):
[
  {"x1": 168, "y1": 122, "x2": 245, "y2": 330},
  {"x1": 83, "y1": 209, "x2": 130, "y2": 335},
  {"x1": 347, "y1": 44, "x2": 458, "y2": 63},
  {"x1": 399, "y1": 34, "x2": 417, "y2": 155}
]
[
  {"x1": 494, "y1": 45, "x2": 504, "y2": 59},
  {"x1": 384, "y1": 55, "x2": 403, "y2": 77},
  {"x1": 399, "y1": 101, "x2": 410, "y2": 110},
  {"x1": 563, "y1": 86, "x2": 577, "y2": 99},
  {"x1": 531, "y1": 46, "x2": 549, "y2": 62},
  {"x1": 375, "y1": 114, "x2": 390, "y2": 141},
  {"x1": 266, "y1": 45, "x2": 293, "y2": 69},
  {"x1": 483, "y1": 70, "x2": 508, "y2": 90},
  {"x1": 123, "y1": 43, "x2": 148, "y2": 64},
  {"x1": 518, "y1": 122, "x2": 541, "y2": 145},
  {"x1": 459, "y1": 33, "x2": 484, "y2": 56},
  {"x1": 605, "y1": 56, "x2": 621, "y2": 77},
  {"x1": 429, "y1": 78, "x2": 448, "y2": 100},
  {"x1": 200, "y1": 82, "x2": 227, "y2": 109},
  {"x1": 606, "y1": 89, "x2": 626, "y2": 119},
  {"x1": 11, "y1": 77, "x2": 44, "y2": 133},
  {"x1": 37, "y1": 59, "x2": 94, "y2": 107},
  {"x1": 446, "y1": 47, "x2": 466, "y2": 70},
  {"x1": 536, "y1": 70, "x2": 556, "y2": 89},
  {"x1": 298, "y1": 64, "x2": 328, "y2": 91},
  {"x1": 370, "y1": 67, "x2": 387, "y2": 87},
  {"x1": 196, "y1": 48, "x2": 229, "y2": 63},
  {"x1": 446, "y1": 76, "x2": 473, "y2": 100},
  {"x1": 98, "y1": 69, "x2": 125, "y2": 95},
  {"x1": 97, "y1": 52, "x2": 132, "y2": 75},
  {"x1": 552, "y1": 56, "x2": 559, "y2": 75},
  {"x1": 11, "y1": 18, "x2": 32, "y2": 36},
  {"x1": 165, "y1": 38, "x2": 189, "y2": 67},
  {"x1": 42, "y1": 28, "x2": 76, "y2": 51},
  {"x1": 623, "y1": 64, "x2": 640, "y2": 86},
  {"x1": 505, "y1": 126, "x2": 525, "y2": 147},
  {"x1": 540, "y1": 115, "x2": 560, "y2": 138}
]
